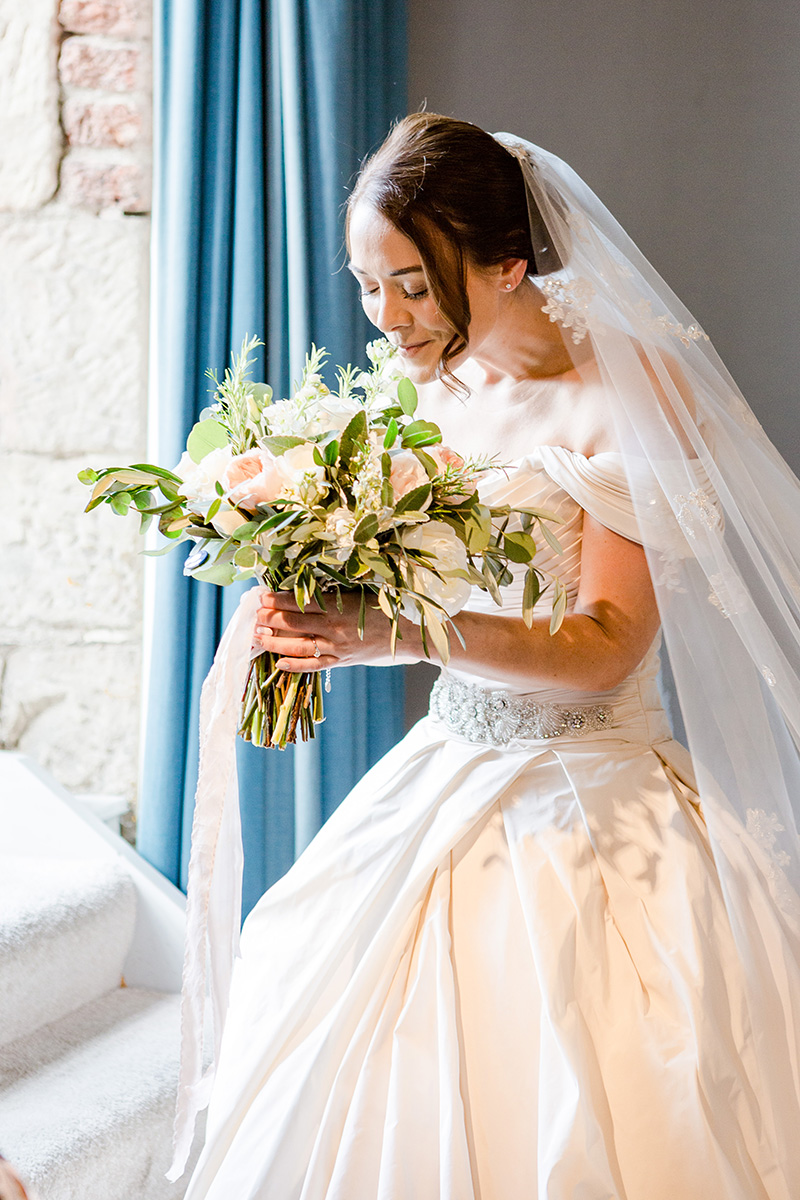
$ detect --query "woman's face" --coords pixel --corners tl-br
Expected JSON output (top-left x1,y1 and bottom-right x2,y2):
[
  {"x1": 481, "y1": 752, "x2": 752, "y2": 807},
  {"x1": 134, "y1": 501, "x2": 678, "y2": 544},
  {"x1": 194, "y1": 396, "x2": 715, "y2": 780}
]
[{"x1": 347, "y1": 201, "x2": 504, "y2": 384}]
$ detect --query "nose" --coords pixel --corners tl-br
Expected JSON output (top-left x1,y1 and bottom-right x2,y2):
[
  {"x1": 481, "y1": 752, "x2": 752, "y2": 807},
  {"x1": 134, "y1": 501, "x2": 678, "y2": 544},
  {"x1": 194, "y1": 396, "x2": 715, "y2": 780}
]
[{"x1": 375, "y1": 288, "x2": 412, "y2": 335}]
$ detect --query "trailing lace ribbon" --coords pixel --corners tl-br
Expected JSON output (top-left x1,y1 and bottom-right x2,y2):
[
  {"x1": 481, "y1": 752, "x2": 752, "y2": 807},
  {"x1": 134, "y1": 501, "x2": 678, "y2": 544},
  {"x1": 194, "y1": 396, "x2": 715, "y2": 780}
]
[{"x1": 167, "y1": 585, "x2": 262, "y2": 1181}]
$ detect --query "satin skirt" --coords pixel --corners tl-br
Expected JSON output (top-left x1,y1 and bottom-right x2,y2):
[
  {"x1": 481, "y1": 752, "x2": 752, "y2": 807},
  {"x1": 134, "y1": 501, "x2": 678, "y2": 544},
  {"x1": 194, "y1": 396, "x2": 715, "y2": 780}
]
[{"x1": 183, "y1": 710, "x2": 799, "y2": 1200}]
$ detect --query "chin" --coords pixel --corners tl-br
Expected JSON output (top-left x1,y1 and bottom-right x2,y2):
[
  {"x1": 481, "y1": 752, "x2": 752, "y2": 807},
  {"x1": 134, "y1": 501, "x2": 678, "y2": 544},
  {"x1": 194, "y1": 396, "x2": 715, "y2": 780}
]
[{"x1": 403, "y1": 360, "x2": 439, "y2": 385}]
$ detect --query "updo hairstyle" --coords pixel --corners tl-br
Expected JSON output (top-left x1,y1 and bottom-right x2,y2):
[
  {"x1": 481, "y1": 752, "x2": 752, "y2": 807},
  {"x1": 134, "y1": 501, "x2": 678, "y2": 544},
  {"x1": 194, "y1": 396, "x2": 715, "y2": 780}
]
[{"x1": 346, "y1": 113, "x2": 560, "y2": 382}]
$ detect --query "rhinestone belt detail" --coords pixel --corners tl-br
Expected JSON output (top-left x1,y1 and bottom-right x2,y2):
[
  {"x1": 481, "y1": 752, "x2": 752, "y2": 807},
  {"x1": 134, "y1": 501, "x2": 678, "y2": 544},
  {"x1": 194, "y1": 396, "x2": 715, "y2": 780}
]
[{"x1": 429, "y1": 675, "x2": 615, "y2": 745}]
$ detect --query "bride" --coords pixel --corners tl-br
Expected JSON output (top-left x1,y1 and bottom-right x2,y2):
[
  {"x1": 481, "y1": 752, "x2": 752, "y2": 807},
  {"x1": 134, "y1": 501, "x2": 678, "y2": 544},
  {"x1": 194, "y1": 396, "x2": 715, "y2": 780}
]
[{"x1": 178, "y1": 114, "x2": 800, "y2": 1198}]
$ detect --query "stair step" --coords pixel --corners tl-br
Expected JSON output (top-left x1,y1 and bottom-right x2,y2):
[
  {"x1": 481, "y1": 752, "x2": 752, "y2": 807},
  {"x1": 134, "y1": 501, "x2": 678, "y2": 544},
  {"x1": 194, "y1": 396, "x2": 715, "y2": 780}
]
[
  {"x1": 0, "y1": 858, "x2": 136, "y2": 1048},
  {"x1": 0, "y1": 987, "x2": 201, "y2": 1200}
]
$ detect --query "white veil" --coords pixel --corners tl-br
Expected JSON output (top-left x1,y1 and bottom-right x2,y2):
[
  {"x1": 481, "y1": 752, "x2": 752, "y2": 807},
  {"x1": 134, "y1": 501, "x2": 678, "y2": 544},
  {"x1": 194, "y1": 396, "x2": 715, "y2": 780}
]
[{"x1": 494, "y1": 132, "x2": 800, "y2": 1154}]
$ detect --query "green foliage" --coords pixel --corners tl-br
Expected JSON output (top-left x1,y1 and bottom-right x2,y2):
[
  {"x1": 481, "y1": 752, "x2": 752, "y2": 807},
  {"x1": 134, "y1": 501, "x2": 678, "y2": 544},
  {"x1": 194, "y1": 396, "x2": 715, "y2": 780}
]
[
  {"x1": 397, "y1": 376, "x2": 418, "y2": 416},
  {"x1": 187, "y1": 418, "x2": 229, "y2": 464},
  {"x1": 80, "y1": 331, "x2": 572, "y2": 748}
]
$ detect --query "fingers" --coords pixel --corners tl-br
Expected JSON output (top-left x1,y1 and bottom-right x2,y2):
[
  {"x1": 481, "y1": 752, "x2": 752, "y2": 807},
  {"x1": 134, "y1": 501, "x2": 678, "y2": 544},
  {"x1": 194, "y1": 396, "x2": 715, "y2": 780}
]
[
  {"x1": 260, "y1": 589, "x2": 322, "y2": 614},
  {"x1": 257, "y1": 607, "x2": 329, "y2": 636},
  {"x1": 256, "y1": 629, "x2": 336, "y2": 670}
]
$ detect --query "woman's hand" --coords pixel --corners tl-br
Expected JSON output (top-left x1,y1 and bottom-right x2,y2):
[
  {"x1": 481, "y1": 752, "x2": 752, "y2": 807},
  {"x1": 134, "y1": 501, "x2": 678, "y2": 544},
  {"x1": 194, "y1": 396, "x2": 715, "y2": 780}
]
[
  {"x1": 254, "y1": 590, "x2": 422, "y2": 673},
  {"x1": 252, "y1": 512, "x2": 660, "y2": 691}
]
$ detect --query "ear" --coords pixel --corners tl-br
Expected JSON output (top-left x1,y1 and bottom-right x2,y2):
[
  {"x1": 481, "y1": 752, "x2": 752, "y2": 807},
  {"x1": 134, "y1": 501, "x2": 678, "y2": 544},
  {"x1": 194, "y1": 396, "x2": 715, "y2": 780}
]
[{"x1": 498, "y1": 257, "x2": 528, "y2": 292}]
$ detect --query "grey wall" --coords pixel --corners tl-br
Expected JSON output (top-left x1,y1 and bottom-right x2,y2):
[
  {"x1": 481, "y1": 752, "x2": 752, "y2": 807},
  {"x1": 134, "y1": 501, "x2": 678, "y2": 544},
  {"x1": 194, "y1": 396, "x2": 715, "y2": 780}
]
[
  {"x1": 404, "y1": 0, "x2": 800, "y2": 724},
  {"x1": 408, "y1": 0, "x2": 800, "y2": 465}
]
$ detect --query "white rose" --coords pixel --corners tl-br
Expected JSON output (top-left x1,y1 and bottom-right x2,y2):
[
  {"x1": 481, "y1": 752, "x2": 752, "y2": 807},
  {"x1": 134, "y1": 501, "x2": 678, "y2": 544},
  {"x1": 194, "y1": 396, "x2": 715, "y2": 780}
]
[
  {"x1": 400, "y1": 520, "x2": 472, "y2": 621},
  {"x1": 175, "y1": 446, "x2": 233, "y2": 516},
  {"x1": 315, "y1": 395, "x2": 362, "y2": 433},
  {"x1": 275, "y1": 442, "x2": 327, "y2": 503}
]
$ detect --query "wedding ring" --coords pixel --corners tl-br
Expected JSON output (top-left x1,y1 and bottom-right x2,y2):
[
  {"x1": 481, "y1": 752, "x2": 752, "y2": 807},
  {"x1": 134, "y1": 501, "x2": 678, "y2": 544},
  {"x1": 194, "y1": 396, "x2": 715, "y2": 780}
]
[{"x1": 311, "y1": 637, "x2": 321, "y2": 659}]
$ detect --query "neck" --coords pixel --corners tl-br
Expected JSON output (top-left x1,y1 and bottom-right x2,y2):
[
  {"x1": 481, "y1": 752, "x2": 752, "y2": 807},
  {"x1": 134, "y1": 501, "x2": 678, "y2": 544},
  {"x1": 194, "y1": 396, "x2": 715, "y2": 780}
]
[{"x1": 467, "y1": 279, "x2": 575, "y2": 386}]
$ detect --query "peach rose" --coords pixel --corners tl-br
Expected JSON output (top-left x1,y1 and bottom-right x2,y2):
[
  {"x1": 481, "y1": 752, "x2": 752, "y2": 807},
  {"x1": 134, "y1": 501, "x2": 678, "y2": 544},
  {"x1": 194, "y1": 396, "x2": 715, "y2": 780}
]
[
  {"x1": 224, "y1": 449, "x2": 284, "y2": 509},
  {"x1": 428, "y1": 444, "x2": 478, "y2": 503},
  {"x1": 389, "y1": 451, "x2": 430, "y2": 504},
  {"x1": 428, "y1": 445, "x2": 465, "y2": 473}
]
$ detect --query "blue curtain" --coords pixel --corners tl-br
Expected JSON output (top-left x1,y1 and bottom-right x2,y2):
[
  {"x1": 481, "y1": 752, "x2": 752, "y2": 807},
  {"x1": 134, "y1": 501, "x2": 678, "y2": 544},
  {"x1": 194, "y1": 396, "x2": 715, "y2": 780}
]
[{"x1": 139, "y1": 0, "x2": 408, "y2": 916}]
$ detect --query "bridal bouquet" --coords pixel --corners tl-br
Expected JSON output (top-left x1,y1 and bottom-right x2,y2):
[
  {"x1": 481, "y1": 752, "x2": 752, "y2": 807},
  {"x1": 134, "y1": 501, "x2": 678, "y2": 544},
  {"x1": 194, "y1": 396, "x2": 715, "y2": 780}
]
[{"x1": 80, "y1": 337, "x2": 565, "y2": 748}]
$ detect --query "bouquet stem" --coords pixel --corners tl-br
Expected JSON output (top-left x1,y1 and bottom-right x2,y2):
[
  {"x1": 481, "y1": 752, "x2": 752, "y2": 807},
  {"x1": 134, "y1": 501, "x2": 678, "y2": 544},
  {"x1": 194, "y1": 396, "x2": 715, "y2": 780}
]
[{"x1": 238, "y1": 651, "x2": 325, "y2": 749}]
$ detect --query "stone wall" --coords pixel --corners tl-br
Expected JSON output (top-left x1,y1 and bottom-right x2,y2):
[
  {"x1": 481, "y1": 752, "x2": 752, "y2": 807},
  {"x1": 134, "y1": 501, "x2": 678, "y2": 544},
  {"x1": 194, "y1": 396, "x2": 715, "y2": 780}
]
[{"x1": 0, "y1": 0, "x2": 152, "y2": 817}]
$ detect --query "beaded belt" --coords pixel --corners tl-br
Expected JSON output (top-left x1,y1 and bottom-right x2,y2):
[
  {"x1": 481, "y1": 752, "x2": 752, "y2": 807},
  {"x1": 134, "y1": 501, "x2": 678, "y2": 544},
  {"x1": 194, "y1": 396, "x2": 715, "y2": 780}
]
[{"x1": 428, "y1": 675, "x2": 615, "y2": 746}]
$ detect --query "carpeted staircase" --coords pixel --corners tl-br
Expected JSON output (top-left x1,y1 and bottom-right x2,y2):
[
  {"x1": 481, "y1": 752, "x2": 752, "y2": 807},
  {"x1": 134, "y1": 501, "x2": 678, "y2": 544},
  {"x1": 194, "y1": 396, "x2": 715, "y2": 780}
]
[{"x1": 0, "y1": 754, "x2": 201, "y2": 1199}]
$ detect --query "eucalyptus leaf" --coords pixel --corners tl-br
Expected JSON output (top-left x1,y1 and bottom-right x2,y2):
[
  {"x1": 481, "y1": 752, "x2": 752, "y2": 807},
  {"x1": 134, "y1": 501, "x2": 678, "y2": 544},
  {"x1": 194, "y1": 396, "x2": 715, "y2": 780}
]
[
  {"x1": 464, "y1": 515, "x2": 491, "y2": 553},
  {"x1": 353, "y1": 513, "x2": 380, "y2": 543},
  {"x1": 383, "y1": 417, "x2": 398, "y2": 449},
  {"x1": 376, "y1": 588, "x2": 394, "y2": 621},
  {"x1": 539, "y1": 522, "x2": 565, "y2": 556},
  {"x1": 90, "y1": 475, "x2": 116, "y2": 503},
  {"x1": 516, "y1": 505, "x2": 564, "y2": 524},
  {"x1": 397, "y1": 376, "x2": 418, "y2": 416},
  {"x1": 415, "y1": 449, "x2": 439, "y2": 479},
  {"x1": 143, "y1": 539, "x2": 185, "y2": 557},
  {"x1": 165, "y1": 515, "x2": 191, "y2": 533},
  {"x1": 191, "y1": 560, "x2": 237, "y2": 586},
  {"x1": 128, "y1": 463, "x2": 183, "y2": 484},
  {"x1": 110, "y1": 492, "x2": 133, "y2": 516},
  {"x1": 358, "y1": 587, "x2": 367, "y2": 638},
  {"x1": 395, "y1": 483, "x2": 431, "y2": 514},
  {"x1": 401, "y1": 419, "x2": 441, "y2": 448},
  {"x1": 503, "y1": 530, "x2": 538, "y2": 563},
  {"x1": 250, "y1": 382, "x2": 273, "y2": 405},
  {"x1": 420, "y1": 605, "x2": 450, "y2": 664},
  {"x1": 549, "y1": 578, "x2": 568, "y2": 634},
  {"x1": 339, "y1": 410, "x2": 368, "y2": 465},
  {"x1": 233, "y1": 545, "x2": 258, "y2": 568},
  {"x1": 187, "y1": 418, "x2": 229, "y2": 464},
  {"x1": 522, "y1": 567, "x2": 541, "y2": 628},
  {"x1": 77, "y1": 468, "x2": 98, "y2": 485},
  {"x1": 358, "y1": 552, "x2": 394, "y2": 581},
  {"x1": 481, "y1": 559, "x2": 502, "y2": 605},
  {"x1": 261, "y1": 435, "x2": 305, "y2": 455}
]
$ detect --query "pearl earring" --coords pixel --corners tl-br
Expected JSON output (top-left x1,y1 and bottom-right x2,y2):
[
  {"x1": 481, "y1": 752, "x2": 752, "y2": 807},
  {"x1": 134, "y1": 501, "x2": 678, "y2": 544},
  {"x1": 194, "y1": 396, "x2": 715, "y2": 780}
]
[{"x1": 504, "y1": 283, "x2": 513, "y2": 290}]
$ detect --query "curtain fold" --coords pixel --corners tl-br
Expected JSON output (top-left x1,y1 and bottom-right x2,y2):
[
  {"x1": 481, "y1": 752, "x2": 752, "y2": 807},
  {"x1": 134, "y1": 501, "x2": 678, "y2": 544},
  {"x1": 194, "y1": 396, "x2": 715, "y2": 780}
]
[{"x1": 139, "y1": 0, "x2": 408, "y2": 916}]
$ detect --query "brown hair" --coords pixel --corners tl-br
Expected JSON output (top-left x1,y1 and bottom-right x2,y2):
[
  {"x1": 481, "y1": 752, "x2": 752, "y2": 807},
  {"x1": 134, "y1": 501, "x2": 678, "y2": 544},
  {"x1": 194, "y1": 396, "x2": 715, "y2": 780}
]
[{"x1": 347, "y1": 113, "x2": 560, "y2": 384}]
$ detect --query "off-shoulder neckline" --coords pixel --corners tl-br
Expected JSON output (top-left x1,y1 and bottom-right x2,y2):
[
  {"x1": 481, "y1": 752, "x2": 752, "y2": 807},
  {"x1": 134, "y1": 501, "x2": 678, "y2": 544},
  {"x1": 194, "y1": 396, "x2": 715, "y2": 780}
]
[{"x1": 490, "y1": 446, "x2": 625, "y2": 469}]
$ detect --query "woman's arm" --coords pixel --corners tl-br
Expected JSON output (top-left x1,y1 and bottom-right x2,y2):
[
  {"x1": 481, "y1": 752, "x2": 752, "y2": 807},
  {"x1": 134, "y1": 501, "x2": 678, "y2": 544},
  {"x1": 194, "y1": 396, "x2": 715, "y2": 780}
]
[{"x1": 255, "y1": 513, "x2": 661, "y2": 693}]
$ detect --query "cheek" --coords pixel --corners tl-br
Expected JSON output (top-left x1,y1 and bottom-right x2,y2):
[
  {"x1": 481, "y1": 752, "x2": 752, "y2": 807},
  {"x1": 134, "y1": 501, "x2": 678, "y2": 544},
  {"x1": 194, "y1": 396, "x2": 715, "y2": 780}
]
[{"x1": 417, "y1": 299, "x2": 452, "y2": 337}]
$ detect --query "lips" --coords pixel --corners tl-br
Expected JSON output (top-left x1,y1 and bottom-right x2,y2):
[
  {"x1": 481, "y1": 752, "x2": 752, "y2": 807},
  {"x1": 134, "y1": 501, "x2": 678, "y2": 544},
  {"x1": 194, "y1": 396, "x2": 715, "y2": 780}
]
[{"x1": 395, "y1": 341, "x2": 431, "y2": 356}]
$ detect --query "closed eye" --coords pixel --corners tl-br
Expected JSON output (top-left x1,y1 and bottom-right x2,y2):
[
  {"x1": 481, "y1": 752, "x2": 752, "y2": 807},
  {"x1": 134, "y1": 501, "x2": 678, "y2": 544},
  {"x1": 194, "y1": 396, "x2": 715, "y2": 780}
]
[{"x1": 359, "y1": 285, "x2": 429, "y2": 301}]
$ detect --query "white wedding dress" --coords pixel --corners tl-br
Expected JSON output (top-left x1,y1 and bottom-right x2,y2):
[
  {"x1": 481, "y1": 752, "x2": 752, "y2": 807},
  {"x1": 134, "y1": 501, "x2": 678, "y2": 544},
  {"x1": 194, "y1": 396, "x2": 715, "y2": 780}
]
[{"x1": 183, "y1": 448, "x2": 799, "y2": 1200}]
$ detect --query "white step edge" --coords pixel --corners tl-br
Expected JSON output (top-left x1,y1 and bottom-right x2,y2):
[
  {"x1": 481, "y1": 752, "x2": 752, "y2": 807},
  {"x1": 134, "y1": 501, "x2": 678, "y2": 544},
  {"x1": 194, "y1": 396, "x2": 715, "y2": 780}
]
[
  {"x1": 0, "y1": 987, "x2": 204, "y2": 1200},
  {"x1": 0, "y1": 753, "x2": 186, "y2": 993},
  {"x1": 0, "y1": 857, "x2": 136, "y2": 1048}
]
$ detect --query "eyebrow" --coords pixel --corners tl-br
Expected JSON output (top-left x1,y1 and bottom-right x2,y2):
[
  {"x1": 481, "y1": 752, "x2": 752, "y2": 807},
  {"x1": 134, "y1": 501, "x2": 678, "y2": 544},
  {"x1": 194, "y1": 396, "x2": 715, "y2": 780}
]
[{"x1": 348, "y1": 264, "x2": 425, "y2": 277}]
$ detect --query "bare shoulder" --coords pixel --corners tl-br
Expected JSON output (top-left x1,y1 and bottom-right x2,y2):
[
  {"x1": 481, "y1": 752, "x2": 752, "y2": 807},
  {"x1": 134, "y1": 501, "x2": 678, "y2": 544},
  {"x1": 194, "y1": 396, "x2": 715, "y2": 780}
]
[
  {"x1": 550, "y1": 359, "x2": 619, "y2": 457},
  {"x1": 555, "y1": 341, "x2": 700, "y2": 457}
]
